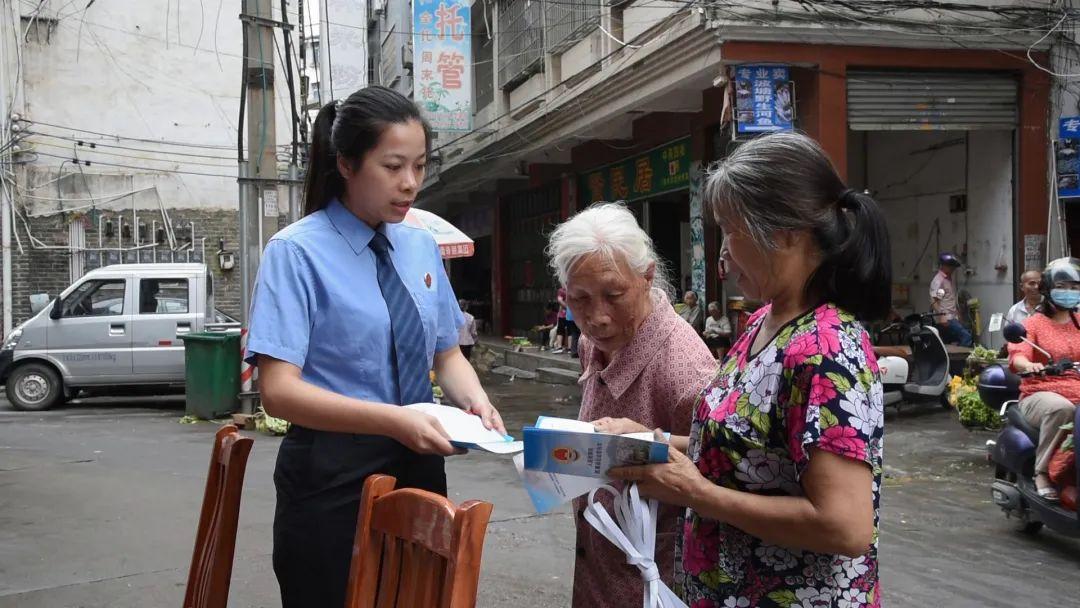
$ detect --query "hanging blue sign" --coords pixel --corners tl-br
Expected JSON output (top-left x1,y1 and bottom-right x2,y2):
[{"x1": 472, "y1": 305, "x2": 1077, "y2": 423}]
[
  {"x1": 734, "y1": 65, "x2": 794, "y2": 134},
  {"x1": 1056, "y1": 116, "x2": 1080, "y2": 199},
  {"x1": 1059, "y1": 116, "x2": 1080, "y2": 140},
  {"x1": 413, "y1": 0, "x2": 472, "y2": 132}
]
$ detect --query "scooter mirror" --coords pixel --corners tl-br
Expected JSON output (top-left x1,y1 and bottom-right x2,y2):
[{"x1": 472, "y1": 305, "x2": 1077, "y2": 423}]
[{"x1": 1002, "y1": 322, "x2": 1028, "y2": 344}]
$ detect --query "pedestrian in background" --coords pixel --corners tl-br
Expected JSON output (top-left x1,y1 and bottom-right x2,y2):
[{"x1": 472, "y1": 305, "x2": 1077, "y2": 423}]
[
  {"x1": 565, "y1": 299, "x2": 581, "y2": 358},
  {"x1": 1006, "y1": 269, "x2": 1043, "y2": 325},
  {"x1": 458, "y1": 299, "x2": 477, "y2": 360},
  {"x1": 552, "y1": 286, "x2": 569, "y2": 353},
  {"x1": 702, "y1": 300, "x2": 732, "y2": 359},
  {"x1": 678, "y1": 289, "x2": 704, "y2": 334},
  {"x1": 245, "y1": 86, "x2": 504, "y2": 608},
  {"x1": 930, "y1": 252, "x2": 973, "y2": 346}
]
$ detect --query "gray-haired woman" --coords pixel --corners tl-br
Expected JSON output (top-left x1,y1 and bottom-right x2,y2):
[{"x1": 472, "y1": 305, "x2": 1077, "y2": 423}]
[
  {"x1": 609, "y1": 132, "x2": 891, "y2": 607},
  {"x1": 546, "y1": 203, "x2": 716, "y2": 608}
]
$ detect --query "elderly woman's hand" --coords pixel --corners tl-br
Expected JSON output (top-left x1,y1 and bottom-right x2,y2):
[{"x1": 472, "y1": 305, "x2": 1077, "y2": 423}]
[
  {"x1": 609, "y1": 435, "x2": 709, "y2": 509},
  {"x1": 592, "y1": 417, "x2": 652, "y2": 435}
]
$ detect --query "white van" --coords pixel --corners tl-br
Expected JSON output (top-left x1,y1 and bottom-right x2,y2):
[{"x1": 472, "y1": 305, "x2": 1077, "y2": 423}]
[{"x1": 0, "y1": 263, "x2": 239, "y2": 410}]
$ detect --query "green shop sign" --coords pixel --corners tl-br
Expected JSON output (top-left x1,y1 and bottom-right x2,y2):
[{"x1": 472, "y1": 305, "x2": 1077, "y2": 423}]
[{"x1": 579, "y1": 137, "x2": 691, "y2": 204}]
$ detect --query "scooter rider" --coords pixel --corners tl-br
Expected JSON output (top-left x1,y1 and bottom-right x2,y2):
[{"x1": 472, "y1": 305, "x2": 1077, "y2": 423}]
[
  {"x1": 930, "y1": 252, "x2": 973, "y2": 347},
  {"x1": 1006, "y1": 257, "x2": 1080, "y2": 501}
]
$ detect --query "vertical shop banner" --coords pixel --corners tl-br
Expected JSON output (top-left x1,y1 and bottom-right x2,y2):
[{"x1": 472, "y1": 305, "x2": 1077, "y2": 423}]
[
  {"x1": 734, "y1": 65, "x2": 794, "y2": 134},
  {"x1": 1024, "y1": 234, "x2": 1047, "y2": 271},
  {"x1": 413, "y1": 0, "x2": 472, "y2": 131},
  {"x1": 1056, "y1": 116, "x2": 1080, "y2": 199},
  {"x1": 319, "y1": 0, "x2": 368, "y2": 104}
]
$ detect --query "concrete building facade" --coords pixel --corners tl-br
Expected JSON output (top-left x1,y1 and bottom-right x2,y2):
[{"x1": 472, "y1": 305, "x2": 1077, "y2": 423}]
[
  {"x1": 386, "y1": 0, "x2": 1063, "y2": 344},
  {"x1": 0, "y1": 0, "x2": 301, "y2": 328}
]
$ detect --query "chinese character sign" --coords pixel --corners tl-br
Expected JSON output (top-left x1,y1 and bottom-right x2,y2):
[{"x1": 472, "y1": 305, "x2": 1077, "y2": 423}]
[
  {"x1": 1057, "y1": 117, "x2": 1080, "y2": 199},
  {"x1": 734, "y1": 65, "x2": 794, "y2": 134},
  {"x1": 414, "y1": 0, "x2": 472, "y2": 131},
  {"x1": 579, "y1": 138, "x2": 691, "y2": 204}
]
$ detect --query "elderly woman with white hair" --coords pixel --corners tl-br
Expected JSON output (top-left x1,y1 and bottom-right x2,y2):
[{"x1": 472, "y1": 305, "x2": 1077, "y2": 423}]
[{"x1": 546, "y1": 203, "x2": 716, "y2": 608}]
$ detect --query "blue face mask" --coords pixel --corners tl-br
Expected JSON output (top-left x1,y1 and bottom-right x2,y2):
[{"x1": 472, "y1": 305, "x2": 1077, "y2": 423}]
[{"x1": 1050, "y1": 288, "x2": 1080, "y2": 310}]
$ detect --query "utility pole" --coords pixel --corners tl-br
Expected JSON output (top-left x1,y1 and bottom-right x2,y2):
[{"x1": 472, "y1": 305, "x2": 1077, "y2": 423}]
[
  {"x1": 239, "y1": 0, "x2": 299, "y2": 415},
  {"x1": 0, "y1": 1, "x2": 22, "y2": 338},
  {"x1": 243, "y1": 0, "x2": 278, "y2": 261}
]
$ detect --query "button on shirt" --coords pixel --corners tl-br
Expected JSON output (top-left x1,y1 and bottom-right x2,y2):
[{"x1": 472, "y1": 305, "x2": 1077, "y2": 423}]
[
  {"x1": 245, "y1": 199, "x2": 464, "y2": 405},
  {"x1": 929, "y1": 270, "x2": 958, "y2": 321}
]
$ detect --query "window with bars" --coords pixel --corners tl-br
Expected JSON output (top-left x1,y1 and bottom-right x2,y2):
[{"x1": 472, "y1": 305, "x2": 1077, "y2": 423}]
[
  {"x1": 498, "y1": 0, "x2": 544, "y2": 90},
  {"x1": 544, "y1": 0, "x2": 601, "y2": 54}
]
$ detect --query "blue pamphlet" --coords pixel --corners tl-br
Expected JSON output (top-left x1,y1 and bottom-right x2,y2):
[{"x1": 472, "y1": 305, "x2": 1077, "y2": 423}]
[{"x1": 522, "y1": 426, "x2": 669, "y2": 477}]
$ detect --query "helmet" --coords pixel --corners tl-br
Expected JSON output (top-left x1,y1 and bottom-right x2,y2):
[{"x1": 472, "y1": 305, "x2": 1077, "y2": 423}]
[
  {"x1": 1040, "y1": 257, "x2": 1080, "y2": 311},
  {"x1": 938, "y1": 252, "x2": 961, "y2": 267}
]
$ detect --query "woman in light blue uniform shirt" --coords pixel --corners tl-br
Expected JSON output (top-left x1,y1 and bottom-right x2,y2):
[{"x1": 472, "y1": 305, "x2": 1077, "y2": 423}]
[{"x1": 245, "y1": 86, "x2": 504, "y2": 608}]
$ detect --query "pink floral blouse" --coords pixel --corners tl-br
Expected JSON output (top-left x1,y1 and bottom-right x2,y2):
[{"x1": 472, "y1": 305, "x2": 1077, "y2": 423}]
[
  {"x1": 678, "y1": 303, "x2": 884, "y2": 608},
  {"x1": 572, "y1": 291, "x2": 717, "y2": 608}
]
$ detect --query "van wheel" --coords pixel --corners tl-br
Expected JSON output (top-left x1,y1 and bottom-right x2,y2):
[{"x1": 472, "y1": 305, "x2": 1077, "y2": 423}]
[
  {"x1": 1016, "y1": 518, "x2": 1044, "y2": 535},
  {"x1": 6, "y1": 363, "x2": 63, "y2": 411}
]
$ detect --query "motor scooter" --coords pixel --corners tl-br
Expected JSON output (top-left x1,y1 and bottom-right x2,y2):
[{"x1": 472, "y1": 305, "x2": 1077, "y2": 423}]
[
  {"x1": 983, "y1": 322, "x2": 1080, "y2": 535},
  {"x1": 877, "y1": 312, "x2": 951, "y2": 410}
]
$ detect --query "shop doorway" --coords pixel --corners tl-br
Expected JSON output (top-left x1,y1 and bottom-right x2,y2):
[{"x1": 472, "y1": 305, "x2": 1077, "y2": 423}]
[
  {"x1": 626, "y1": 191, "x2": 691, "y2": 298},
  {"x1": 848, "y1": 129, "x2": 1015, "y2": 346},
  {"x1": 449, "y1": 235, "x2": 493, "y2": 334}
]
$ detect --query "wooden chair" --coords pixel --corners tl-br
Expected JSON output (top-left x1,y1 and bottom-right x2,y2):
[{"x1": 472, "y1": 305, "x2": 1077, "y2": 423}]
[
  {"x1": 345, "y1": 475, "x2": 494, "y2": 608},
  {"x1": 183, "y1": 425, "x2": 254, "y2": 608}
]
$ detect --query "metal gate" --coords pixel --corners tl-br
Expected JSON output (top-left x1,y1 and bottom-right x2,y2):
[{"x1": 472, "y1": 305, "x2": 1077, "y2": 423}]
[
  {"x1": 504, "y1": 182, "x2": 561, "y2": 333},
  {"x1": 847, "y1": 70, "x2": 1018, "y2": 131}
]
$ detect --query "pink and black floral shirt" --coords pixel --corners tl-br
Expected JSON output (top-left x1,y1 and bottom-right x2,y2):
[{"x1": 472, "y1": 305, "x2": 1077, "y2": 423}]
[{"x1": 677, "y1": 303, "x2": 884, "y2": 608}]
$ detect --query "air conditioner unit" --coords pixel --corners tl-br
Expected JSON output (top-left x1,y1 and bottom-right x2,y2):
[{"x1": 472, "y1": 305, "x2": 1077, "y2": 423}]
[{"x1": 402, "y1": 44, "x2": 413, "y2": 70}]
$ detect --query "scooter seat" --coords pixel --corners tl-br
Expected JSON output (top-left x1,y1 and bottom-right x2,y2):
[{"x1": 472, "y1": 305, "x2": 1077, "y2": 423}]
[{"x1": 1005, "y1": 406, "x2": 1040, "y2": 445}]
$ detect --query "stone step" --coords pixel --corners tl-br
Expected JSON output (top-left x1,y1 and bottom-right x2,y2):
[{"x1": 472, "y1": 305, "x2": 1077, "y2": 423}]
[
  {"x1": 503, "y1": 349, "x2": 581, "y2": 373},
  {"x1": 490, "y1": 366, "x2": 538, "y2": 380},
  {"x1": 536, "y1": 367, "x2": 581, "y2": 385}
]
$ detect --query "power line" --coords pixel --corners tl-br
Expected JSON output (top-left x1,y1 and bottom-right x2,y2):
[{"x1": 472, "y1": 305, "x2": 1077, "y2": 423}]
[
  {"x1": 28, "y1": 140, "x2": 239, "y2": 169},
  {"x1": 24, "y1": 130, "x2": 238, "y2": 160},
  {"x1": 33, "y1": 150, "x2": 237, "y2": 179},
  {"x1": 23, "y1": 119, "x2": 236, "y2": 151}
]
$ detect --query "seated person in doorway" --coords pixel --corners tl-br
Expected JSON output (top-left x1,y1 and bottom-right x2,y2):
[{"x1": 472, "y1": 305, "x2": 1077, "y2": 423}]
[
  {"x1": 535, "y1": 301, "x2": 559, "y2": 350},
  {"x1": 702, "y1": 300, "x2": 732, "y2": 360},
  {"x1": 1006, "y1": 269, "x2": 1044, "y2": 325},
  {"x1": 677, "y1": 289, "x2": 704, "y2": 334},
  {"x1": 458, "y1": 299, "x2": 477, "y2": 361},
  {"x1": 1007, "y1": 257, "x2": 1080, "y2": 501},
  {"x1": 930, "y1": 252, "x2": 973, "y2": 347}
]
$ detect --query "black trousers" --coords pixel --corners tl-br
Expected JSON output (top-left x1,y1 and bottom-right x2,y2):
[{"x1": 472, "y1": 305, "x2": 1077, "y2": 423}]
[{"x1": 272, "y1": 426, "x2": 446, "y2": 608}]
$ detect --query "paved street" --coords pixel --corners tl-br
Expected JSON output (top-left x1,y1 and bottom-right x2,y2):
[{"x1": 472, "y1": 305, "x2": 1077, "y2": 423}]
[{"x1": 0, "y1": 375, "x2": 1077, "y2": 608}]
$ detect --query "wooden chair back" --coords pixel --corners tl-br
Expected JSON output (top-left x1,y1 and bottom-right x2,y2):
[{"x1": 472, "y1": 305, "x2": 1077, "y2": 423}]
[
  {"x1": 344, "y1": 475, "x2": 494, "y2": 608},
  {"x1": 183, "y1": 424, "x2": 254, "y2": 608}
]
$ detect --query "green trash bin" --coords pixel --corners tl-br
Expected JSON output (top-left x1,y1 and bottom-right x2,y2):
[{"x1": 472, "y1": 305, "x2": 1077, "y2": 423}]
[{"x1": 180, "y1": 332, "x2": 241, "y2": 419}]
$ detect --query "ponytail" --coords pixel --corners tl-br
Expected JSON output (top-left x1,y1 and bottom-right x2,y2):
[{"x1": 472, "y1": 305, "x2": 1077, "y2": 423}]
[
  {"x1": 807, "y1": 190, "x2": 893, "y2": 321},
  {"x1": 303, "y1": 101, "x2": 344, "y2": 216}
]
